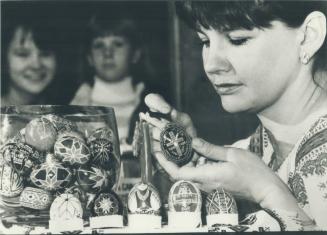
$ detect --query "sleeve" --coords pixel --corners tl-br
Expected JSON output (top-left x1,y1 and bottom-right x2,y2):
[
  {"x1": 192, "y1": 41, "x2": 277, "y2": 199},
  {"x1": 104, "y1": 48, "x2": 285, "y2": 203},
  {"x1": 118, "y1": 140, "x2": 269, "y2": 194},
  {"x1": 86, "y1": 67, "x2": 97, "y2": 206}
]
[{"x1": 298, "y1": 151, "x2": 327, "y2": 230}]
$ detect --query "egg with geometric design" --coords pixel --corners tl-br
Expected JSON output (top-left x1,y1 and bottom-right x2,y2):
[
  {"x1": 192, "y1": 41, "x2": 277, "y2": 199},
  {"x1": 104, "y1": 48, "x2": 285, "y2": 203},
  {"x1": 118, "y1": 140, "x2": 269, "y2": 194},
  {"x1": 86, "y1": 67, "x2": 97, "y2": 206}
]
[
  {"x1": 30, "y1": 154, "x2": 73, "y2": 191},
  {"x1": 54, "y1": 136, "x2": 90, "y2": 167},
  {"x1": 92, "y1": 192, "x2": 122, "y2": 216},
  {"x1": 168, "y1": 180, "x2": 202, "y2": 213},
  {"x1": 88, "y1": 127, "x2": 115, "y2": 143},
  {"x1": 76, "y1": 166, "x2": 115, "y2": 193},
  {"x1": 205, "y1": 188, "x2": 238, "y2": 215},
  {"x1": 89, "y1": 138, "x2": 115, "y2": 170},
  {"x1": 40, "y1": 114, "x2": 78, "y2": 134},
  {"x1": 0, "y1": 164, "x2": 24, "y2": 197},
  {"x1": 50, "y1": 193, "x2": 83, "y2": 220},
  {"x1": 1, "y1": 142, "x2": 42, "y2": 175}
]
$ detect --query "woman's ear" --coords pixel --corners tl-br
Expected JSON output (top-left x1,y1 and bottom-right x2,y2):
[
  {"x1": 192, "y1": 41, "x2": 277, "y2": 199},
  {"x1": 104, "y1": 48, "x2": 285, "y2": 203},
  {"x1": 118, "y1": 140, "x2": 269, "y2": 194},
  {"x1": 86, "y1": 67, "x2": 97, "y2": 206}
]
[
  {"x1": 132, "y1": 49, "x2": 141, "y2": 64},
  {"x1": 300, "y1": 11, "x2": 326, "y2": 64}
]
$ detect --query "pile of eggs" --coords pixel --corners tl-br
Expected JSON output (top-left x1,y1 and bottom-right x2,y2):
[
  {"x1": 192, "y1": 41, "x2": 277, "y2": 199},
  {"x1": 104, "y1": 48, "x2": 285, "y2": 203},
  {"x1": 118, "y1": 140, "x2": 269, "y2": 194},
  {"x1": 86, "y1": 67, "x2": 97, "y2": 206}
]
[{"x1": 0, "y1": 114, "x2": 119, "y2": 218}]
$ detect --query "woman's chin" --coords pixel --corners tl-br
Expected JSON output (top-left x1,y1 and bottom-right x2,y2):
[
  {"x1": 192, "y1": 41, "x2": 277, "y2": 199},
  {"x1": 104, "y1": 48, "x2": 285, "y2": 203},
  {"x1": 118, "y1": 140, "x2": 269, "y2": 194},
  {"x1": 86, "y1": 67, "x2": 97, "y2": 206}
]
[{"x1": 221, "y1": 99, "x2": 251, "y2": 114}]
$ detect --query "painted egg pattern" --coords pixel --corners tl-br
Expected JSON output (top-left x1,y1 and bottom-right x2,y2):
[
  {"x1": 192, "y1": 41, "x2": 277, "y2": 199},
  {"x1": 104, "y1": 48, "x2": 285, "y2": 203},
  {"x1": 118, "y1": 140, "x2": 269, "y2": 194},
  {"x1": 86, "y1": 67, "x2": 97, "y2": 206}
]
[
  {"x1": 50, "y1": 193, "x2": 83, "y2": 220},
  {"x1": 41, "y1": 114, "x2": 78, "y2": 134},
  {"x1": 128, "y1": 183, "x2": 161, "y2": 215},
  {"x1": 0, "y1": 164, "x2": 24, "y2": 197},
  {"x1": 76, "y1": 166, "x2": 113, "y2": 193},
  {"x1": 30, "y1": 159, "x2": 72, "y2": 191},
  {"x1": 57, "y1": 130, "x2": 85, "y2": 142},
  {"x1": 25, "y1": 118, "x2": 57, "y2": 151},
  {"x1": 1, "y1": 142, "x2": 42, "y2": 175},
  {"x1": 205, "y1": 188, "x2": 238, "y2": 215},
  {"x1": 93, "y1": 192, "x2": 120, "y2": 216},
  {"x1": 168, "y1": 180, "x2": 202, "y2": 212},
  {"x1": 20, "y1": 187, "x2": 53, "y2": 210},
  {"x1": 54, "y1": 136, "x2": 90, "y2": 166},
  {"x1": 88, "y1": 127, "x2": 114, "y2": 143},
  {"x1": 89, "y1": 139, "x2": 115, "y2": 169}
]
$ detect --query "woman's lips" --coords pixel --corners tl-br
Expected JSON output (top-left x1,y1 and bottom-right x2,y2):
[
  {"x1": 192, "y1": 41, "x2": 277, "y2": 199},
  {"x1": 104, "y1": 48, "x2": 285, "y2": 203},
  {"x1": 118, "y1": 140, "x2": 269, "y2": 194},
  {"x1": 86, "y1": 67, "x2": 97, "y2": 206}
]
[{"x1": 214, "y1": 83, "x2": 242, "y2": 95}]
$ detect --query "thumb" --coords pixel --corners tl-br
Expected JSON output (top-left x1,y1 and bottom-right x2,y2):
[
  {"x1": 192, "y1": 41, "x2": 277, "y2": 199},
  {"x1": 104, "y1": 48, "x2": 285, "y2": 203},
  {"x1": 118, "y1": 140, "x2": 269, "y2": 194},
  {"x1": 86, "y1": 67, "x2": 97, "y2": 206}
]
[
  {"x1": 145, "y1": 93, "x2": 172, "y2": 114},
  {"x1": 192, "y1": 138, "x2": 228, "y2": 162}
]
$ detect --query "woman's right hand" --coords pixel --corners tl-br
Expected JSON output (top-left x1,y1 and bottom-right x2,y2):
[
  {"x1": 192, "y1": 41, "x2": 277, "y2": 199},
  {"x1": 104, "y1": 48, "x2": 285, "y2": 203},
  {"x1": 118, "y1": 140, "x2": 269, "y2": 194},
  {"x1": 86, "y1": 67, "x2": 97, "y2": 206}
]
[{"x1": 144, "y1": 93, "x2": 197, "y2": 138}]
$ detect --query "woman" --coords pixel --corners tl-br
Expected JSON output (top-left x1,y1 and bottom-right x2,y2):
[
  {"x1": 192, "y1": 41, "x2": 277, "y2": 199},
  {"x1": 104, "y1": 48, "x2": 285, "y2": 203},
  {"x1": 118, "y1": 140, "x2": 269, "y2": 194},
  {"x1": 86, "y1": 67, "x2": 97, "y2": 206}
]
[
  {"x1": 143, "y1": 0, "x2": 327, "y2": 231},
  {"x1": 1, "y1": 5, "x2": 75, "y2": 105}
]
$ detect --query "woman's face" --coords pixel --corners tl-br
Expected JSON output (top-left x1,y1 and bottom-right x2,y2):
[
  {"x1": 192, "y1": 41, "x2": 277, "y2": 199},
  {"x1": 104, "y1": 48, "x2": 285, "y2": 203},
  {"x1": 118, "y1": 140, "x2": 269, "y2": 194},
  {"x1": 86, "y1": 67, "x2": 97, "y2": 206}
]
[
  {"x1": 88, "y1": 35, "x2": 135, "y2": 82},
  {"x1": 197, "y1": 21, "x2": 302, "y2": 113},
  {"x1": 7, "y1": 28, "x2": 57, "y2": 95}
]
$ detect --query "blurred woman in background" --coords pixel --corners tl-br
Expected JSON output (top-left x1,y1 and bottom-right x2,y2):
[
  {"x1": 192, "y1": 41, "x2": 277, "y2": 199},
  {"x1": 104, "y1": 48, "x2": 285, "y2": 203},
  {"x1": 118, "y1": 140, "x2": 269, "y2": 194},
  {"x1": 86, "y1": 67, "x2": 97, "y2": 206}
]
[{"x1": 1, "y1": 5, "x2": 76, "y2": 105}]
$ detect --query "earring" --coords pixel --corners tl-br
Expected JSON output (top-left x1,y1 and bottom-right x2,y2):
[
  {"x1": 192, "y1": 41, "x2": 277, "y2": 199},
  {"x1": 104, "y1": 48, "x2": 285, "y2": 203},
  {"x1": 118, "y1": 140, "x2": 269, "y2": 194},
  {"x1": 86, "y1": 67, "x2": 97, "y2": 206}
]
[{"x1": 301, "y1": 52, "x2": 310, "y2": 64}]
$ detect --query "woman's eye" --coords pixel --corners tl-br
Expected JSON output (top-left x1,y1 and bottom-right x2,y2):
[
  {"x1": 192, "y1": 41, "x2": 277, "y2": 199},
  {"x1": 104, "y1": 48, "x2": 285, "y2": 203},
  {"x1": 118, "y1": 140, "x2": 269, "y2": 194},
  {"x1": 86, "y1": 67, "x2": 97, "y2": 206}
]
[
  {"x1": 14, "y1": 50, "x2": 30, "y2": 58},
  {"x1": 199, "y1": 40, "x2": 210, "y2": 48},
  {"x1": 228, "y1": 37, "x2": 250, "y2": 46},
  {"x1": 113, "y1": 41, "x2": 124, "y2": 47}
]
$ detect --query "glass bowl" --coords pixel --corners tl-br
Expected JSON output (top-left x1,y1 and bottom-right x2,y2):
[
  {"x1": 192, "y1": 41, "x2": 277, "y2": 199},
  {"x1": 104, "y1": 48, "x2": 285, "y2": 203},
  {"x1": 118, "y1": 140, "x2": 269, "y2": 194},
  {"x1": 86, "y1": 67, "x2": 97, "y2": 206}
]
[{"x1": 0, "y1": 105, "x2": 121, "y2": 227}]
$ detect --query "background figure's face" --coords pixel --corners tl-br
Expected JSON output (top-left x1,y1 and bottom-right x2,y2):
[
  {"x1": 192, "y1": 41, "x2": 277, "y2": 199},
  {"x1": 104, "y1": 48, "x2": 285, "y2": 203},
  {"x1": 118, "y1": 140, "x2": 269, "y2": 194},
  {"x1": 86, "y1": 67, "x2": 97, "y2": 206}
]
[
  {"x1": 88, "y1": 35, "x2": 135, "y2": 82},
  {"x1": 197, "y1": 21, "x2": 301, "y2": 113},
  {"x1": 7, "y1": 28, "x2": 57, "y2": 95}
]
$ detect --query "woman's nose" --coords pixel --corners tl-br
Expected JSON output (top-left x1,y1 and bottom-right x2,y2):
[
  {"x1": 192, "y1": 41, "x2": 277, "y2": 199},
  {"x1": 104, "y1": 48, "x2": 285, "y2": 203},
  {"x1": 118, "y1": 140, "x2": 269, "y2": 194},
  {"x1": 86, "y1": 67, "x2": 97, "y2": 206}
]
[
  {"x1": 203, "y1": 46, "x2": 232, "y2": 75},
  {"x1": 30, "y1": 53, "x2": 42, "y2": 69},
  {"x1": 103, "y1": 46, "x2": 114, "y2": 58}
]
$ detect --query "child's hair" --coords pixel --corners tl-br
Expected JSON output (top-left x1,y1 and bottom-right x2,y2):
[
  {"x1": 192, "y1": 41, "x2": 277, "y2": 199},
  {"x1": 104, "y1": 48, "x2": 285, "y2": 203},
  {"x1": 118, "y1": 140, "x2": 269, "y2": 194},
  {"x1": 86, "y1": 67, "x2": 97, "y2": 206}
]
[
  {"x1": 83, "y1": 10, "x2": 148, "y2": 87},
  {"x1": 1, "y1": 3, "x2": 76, "y2": 104},
  {"x1": 85, "y1": 12, "x2": 142, "y2": 51},
  {"x1": 176, "y1": 0, "x2": 327, "y2": 75}
]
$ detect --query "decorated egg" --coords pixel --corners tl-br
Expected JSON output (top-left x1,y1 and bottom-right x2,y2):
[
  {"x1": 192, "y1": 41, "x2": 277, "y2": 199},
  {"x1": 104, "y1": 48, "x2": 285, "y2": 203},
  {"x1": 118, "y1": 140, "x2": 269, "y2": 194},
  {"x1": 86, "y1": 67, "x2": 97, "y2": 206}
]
[
  {"x1": 50, "y1": 193, "x2": 83, "y2": 220},
  {"x1": 128, "y1": 183, "x2": 161, "y2": 215},
  {"x1": 25, "y1": 118, "x2": 57, "y2": 151},
  {"x1": 57, "y1": 130, "x2": 85, "y2": 142},
  {"x1": 20, "y1": 187, "x2": 53, "y2": 210},
  {"x1": 76, "y1": 166, "x2": 114, "y2": 193},
  {"x1": 1, "y1": 194, "x2": 21, "y2": 208},
  {"x1": 30, "y1": 154, "x2": 73, "y2": 191},
  {"x1": 1, "y1": 142, "x2": 43, "y2": 175},
  {"x1": 168, "y1": 180, "x2": 202, "y2": 212},
  {"x1": 54, "y1": 136, "x2": 90, "y2": 166},
  {"x1": 8, "y1": 128, "x2": 26, "y2": 144},
  {"x1": 0, "y1": 164, "x2": 24, "y2": 197},
  {"x1": 88, "y1": 127, "x2": 115, "y2": 143},
  {"x1": 41, "y1": 114, "x2": 77, "y2": 134},
  {"x1": 92, "y1": 192, "x2": 122, "y2": 216},
  {"x1": 205, "y1": 188, "x2": 238, "y2": 215},
  {"x1": 160, "y1": 123, "x2": 193, "y2": 166},
  {"x1": 89, "y1": 138, "x2": 115, "y2": 169}
]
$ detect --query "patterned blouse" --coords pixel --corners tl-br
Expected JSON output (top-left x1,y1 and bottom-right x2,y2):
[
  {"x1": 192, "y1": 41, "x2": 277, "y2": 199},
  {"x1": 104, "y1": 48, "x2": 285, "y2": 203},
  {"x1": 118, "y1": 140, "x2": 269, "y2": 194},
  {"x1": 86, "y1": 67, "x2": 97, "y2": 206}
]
[{"x1": 231, "y1": 114, "x2": 327, "y2": 231}]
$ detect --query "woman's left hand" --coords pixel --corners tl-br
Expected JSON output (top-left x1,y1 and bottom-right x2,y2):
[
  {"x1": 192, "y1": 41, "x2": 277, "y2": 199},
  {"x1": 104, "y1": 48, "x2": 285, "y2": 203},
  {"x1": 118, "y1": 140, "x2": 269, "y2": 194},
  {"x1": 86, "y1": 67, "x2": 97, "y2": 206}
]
[{"x1": 149, "y1": 120, "x2": 300, "y2": 211}]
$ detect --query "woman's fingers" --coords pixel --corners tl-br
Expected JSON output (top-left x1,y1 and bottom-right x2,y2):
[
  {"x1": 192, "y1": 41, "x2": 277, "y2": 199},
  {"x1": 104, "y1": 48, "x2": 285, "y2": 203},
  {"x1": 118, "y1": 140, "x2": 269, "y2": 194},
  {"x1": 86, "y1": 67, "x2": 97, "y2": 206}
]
[
  {"x1": 153, "y1": 152, "x2": 197, "y2": 181},
  {"x1": 192, "y1": 138, "x2": 228, "y2": 162},
  {"x1": 145, "y1": 93, "x2": 172, "y2": 114},
  {"x1": 140, "y1": 112, "x2": 168, "y2": 130}
]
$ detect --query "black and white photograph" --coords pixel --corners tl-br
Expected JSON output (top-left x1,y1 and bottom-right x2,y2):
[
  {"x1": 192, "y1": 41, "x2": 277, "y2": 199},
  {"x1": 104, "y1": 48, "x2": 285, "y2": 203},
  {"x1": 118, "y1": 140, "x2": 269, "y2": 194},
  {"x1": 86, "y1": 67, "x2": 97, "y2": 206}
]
[{"x1": 0, "y1": 0, "x2": 327, "y2": 233}]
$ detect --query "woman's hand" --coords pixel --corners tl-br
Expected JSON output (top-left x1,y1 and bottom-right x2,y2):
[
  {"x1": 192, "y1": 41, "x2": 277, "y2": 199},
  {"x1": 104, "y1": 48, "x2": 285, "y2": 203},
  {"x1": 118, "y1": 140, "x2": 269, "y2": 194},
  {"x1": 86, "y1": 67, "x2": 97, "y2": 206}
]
[{"x1": 144, "y1": 93, "x2": 197, "y2": 137}]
